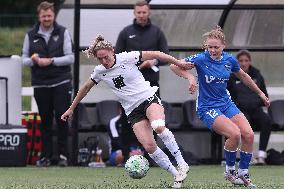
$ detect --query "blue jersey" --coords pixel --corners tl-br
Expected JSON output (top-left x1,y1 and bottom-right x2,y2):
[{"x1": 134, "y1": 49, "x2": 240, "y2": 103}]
[{"x1": 185, "y1": 51, "x2": 240, "y2": 111}]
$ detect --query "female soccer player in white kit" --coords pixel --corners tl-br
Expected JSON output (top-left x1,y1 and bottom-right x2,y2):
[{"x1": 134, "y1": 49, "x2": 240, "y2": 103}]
[{"x1": 61, "y1": 35, "x2": 190, "y2": 188}]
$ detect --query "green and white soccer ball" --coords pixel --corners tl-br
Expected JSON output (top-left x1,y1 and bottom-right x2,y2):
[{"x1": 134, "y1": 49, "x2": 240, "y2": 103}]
[{"x1": 125, "y1": 155, "x2": 149, "y2": 179}]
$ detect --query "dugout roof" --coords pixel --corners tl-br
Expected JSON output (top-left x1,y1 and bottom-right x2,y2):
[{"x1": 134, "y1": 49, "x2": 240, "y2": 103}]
[
  {"x1": 57, "y1": 0, "x2": 284, "y2": 164},
  {"x1": 58, "y1": 0, "x2": 284, "y2": 87}
]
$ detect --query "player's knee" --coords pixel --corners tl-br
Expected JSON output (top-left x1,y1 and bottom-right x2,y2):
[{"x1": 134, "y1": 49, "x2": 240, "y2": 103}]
[
  {"x1": 142, "y1": 141, "x2": 157, "y2": 154},
  {"x1": 230, "y1": 130, "x2": 241, "y2": 144},
  {"x1": 242, "y1": 130, "x2": 254, "y2": 145},
  {"x1": 154, "y1": 126, "x2": 166, "y2": 134},
  {"x1": 150, "y1": 119, "x2": 165, "y2": 133}
]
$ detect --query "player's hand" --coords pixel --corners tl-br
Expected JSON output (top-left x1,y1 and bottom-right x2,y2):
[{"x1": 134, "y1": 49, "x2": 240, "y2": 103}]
[
  {"x1": 177, "y1": 59, "x2": 194, "y2": 70},
  {"x1": 31, "y1": 53, "x2": 40, "y2": 63},
  {"x1": 141, "y1": 59, "x2": 157, "y2": 69},
  {"x1": 61, "y1": 109, "x2": 73, "y2": 121},
  {"x1": 37, "y1": 58, "x2": 53, "y2": 67},
  {"x1": 260, "y1": 93, "x2": 270, "y2": 107},
  {"x1": 188, "y1": 76, "x2": 197, "y2": 94}
]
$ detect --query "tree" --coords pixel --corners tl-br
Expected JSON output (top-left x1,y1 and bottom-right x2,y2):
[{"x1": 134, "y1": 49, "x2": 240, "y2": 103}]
[{"x1": 0, "y1": 0, "x2": 65, "y2": 27}]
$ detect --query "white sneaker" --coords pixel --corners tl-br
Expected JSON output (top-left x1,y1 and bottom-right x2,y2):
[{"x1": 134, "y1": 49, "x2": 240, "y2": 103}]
[
  {"x1": 256, "y1": 157, "x2": 265, "y2": 165},
  {"x1": 172, "y1": 164, "x2": 189, "y2": 188},
  {"x1": 172, "y1": 180, "x2": 182, "y2": 188},
  {"x1": 224, "y1": 170, "x2": 244, "y2": 186},
  {"x1": 238, "y1": 173, "x2": 256, "y2": 188},
  {"x1": 177, "y1": 163, "x2": 189, "y2": 181}
]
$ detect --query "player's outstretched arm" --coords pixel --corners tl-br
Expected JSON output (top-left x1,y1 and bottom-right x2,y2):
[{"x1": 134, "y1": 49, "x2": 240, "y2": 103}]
[
  {"x1": 170, "y1": 64, "x2": 197, "y2": 94},
  {"x1": 61, "y1": 79, "x2": 96, "y2": 121},
  {"x1": 141, "y1": 51, "x2": 192, "y2": 70},
  {"x1": 234, "y1": 69, "x2": 270, "y2": 107}
]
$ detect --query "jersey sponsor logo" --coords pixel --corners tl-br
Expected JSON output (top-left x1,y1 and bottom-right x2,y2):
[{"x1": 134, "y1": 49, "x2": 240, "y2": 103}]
[
  {"x1": 129, "y1": 34, "x2": 136, "y2": 39},
  {"x1": 216, "y1": 77, "x2": 228, "y2": 84},
  {"x1": 112, "y1": 75, "x2": 126, "y2": 89},
  {"x1": 33, "y1": 39, "x2": 39, "y2": 43},
  {"x1": 206, "y1": 109, "x2": 218, "y2": 119},
  {"x1": 205, "y1": 75, "x2": 228, "y2": 84},
  {"x1": 205, "y1": 75, "x2": 215, "y2": 83}
]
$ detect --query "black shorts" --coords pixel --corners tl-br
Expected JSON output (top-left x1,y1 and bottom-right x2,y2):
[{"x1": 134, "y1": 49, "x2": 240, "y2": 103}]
[{"x1": 127, "y1": 94, "x2": 162, "y2": 127}]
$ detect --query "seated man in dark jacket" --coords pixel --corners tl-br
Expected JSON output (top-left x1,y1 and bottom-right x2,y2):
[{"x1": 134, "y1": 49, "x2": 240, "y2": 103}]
[
  {"x1": 107, "y1": 105, "x2": 143, "y2": 166},
  {"x1": 227, "y1": 50, "x2": 272, "y2": 165}
]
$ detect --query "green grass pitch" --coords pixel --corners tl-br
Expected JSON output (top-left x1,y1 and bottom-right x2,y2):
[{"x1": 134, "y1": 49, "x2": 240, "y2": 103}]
[{"x1": 0, "y1": 165, "x2": 283, "y2": 188}]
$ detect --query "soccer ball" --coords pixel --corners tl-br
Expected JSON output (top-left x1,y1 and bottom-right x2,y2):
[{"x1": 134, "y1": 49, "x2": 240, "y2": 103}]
[{"x1": 125, "y1": 155, "x2": 149, "y2": 179}]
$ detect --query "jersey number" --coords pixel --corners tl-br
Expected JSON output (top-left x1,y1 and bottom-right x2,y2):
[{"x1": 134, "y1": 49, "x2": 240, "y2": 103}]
[{"x1": 206, "y1": 109, "x2": 218, "y2": 119}]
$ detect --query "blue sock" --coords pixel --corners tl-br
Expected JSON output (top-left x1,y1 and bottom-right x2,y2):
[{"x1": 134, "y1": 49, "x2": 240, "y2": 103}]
[
  {"x1": 224, "y1": 148, "x2": 237, "y2": 167},
  {"x1": 239, "y1": 151, "x2": 252, "y2": 169}
]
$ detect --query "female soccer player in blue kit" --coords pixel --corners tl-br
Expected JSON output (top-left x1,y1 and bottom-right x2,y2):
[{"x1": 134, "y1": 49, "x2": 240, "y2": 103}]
[{"x1": 170, "y1": 26, "x2": 270, "y2": 187}]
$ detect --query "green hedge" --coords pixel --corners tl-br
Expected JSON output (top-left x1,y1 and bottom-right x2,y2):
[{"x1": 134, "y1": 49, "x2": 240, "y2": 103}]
[
  {"x1": 0, "y1": 27, "x2": 31, "y2": 110},
  {"x1": 0, "y1": 0, "x2": 63, "y2": 27}
]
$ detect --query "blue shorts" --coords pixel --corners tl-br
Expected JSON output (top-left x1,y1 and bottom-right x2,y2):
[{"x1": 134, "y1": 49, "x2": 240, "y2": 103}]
[{"x1": 197, "y1": 102, "x2": 240, "y2": 130}]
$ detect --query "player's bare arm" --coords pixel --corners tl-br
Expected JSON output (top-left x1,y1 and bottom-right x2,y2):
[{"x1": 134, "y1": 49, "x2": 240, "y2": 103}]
[
  {"x1": 138, "y1": 59, "x2": 157, "y2": 69},
  {"x1": 234, "y1": 69, "x2": 270, "y2": 107},
  {"x1": 180, "y1": 59, "x2": 195, "y2": 70},
  {"x1": 141, "y1": 51, "x2": 191, "y2": 70},
  {"x1": 170, "y1": 64, "x2": 197, "y2": 94},
  {"x1": 61, "y1": 79, "x2": 96, "y2": 121}
]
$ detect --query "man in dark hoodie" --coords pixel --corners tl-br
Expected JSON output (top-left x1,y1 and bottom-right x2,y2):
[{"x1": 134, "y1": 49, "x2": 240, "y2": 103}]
[
  {"x1": 115, "y1": 0, "x2": 169, "y2": 97},
  {"x1": 22, "y1": 1, "x2": 74, "y2": 167},
  {"x1": 114, "y1": 0, "x2": 169, "y2": 164},
  {"x1": 227, "y1": 50, "x2": 272, "y2": 165}
]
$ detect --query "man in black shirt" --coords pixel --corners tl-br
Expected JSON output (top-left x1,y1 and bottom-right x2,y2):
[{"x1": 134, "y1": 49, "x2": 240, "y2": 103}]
[
  {"x1": 115, "y1": 0, "x2": 169, "y2": 97},
  {"x1": 228, "y1": 50, "x2": 272, "y2": 165},
  {"x1": 114, "y1": 0, "x2": 169, "y2": 165}
]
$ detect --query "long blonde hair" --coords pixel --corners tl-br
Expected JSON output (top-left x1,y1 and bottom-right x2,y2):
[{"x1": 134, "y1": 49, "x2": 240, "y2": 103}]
[
  {"x1": 202, "y1": 25, "x2": 226, "y2": 49},
  {"x1": 83, "y1": 34, "x2": 113, "y2": 58}
]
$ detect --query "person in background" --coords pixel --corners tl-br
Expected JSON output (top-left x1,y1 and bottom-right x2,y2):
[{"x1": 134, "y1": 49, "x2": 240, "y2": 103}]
[
  {"x1": 61, "y1": 34, "x2": 190, "y2": 188},
  {"x1": 227, "y1": 50, "x2": 272, "y2": 165},
  {"x1": 106, "y1": 105, "x2": 143, "y2": 166},
  {"x1": 115, "y1": 0, "x2": 169, "y2": 97},
  {"x1": 115, "y1": 0, "x2": 169, "y2": 161},
  {"x1": 22, "y1": 1, "x2": 74, "y2": 167},
  {"x1": 170, "y1": 26, "x2": 270, "y2": 187}
]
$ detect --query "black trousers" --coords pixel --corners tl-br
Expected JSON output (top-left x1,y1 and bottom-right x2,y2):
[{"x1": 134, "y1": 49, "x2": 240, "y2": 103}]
[
  {"x1": 107, "y1": 109, "x2": 140, "y2": 160},
  {"x1": 34, "y1": 82, "x2": 72, "y2": 159},
  {"x1": 242, "y1": 108, "x2": 272, "y2": 152}
]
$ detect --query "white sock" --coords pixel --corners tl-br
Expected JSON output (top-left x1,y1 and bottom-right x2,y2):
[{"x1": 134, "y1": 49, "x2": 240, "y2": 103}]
[
  {"x1": 158, "y1": 128, "x2": 187, "y2": 166},
  {"x1": 149, "y1": 147, "x2": 179, "y2": 176},
  {"x1": 226, "y1": 165, "x2": 236, "y2": 172}
]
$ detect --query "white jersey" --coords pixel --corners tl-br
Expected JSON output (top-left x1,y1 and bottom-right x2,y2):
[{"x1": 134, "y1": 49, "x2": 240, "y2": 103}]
[{"x1": 90, "y1": 51, "x2": 158, "y2": 115}]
